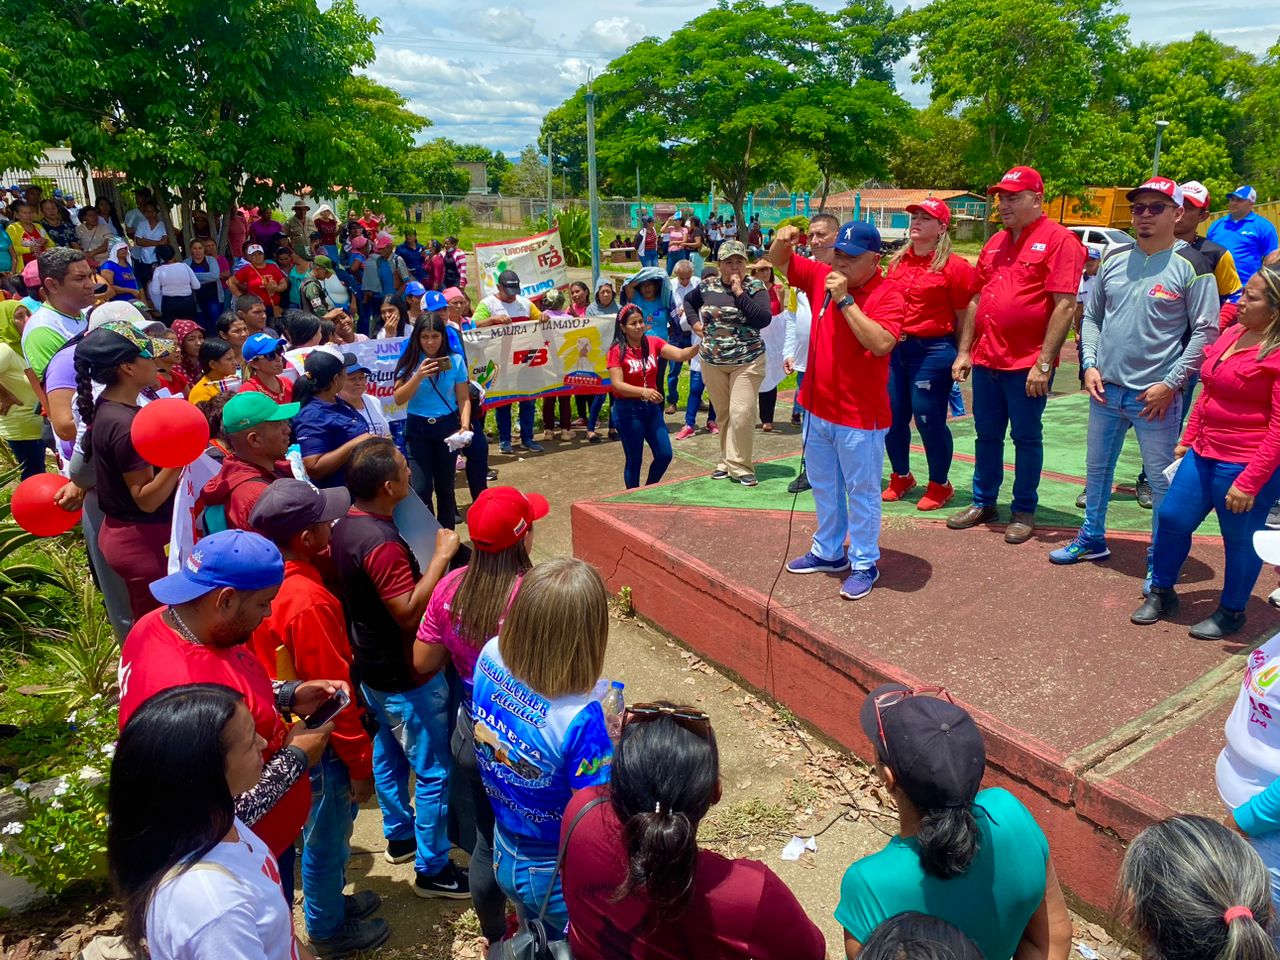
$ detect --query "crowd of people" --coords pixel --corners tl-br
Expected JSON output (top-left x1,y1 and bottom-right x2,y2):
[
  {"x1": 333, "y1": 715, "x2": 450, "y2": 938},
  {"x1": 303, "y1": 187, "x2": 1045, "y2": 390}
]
[{"x1": 4, "y1": 168, "x2": 1280, "y2": 960}]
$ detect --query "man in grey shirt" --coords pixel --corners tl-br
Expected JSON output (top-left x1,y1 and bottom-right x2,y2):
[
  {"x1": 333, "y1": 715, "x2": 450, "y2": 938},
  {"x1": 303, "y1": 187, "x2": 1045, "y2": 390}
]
[{"x1": 1050, "y1": 177, "x2": 1218, "y2": 576}]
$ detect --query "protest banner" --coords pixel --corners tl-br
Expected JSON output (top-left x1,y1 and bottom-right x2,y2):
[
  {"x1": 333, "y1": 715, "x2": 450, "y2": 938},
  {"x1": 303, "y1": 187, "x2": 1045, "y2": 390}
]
[
  {"x1": 474, "y1": 228, "x2": 570, "y2": 299},
  {"x1": 285, "y1": 338, "x2": 409, "y2": 421},
  {"x1": 461, "y1": 314, "x2": 614, "y2": 408}
]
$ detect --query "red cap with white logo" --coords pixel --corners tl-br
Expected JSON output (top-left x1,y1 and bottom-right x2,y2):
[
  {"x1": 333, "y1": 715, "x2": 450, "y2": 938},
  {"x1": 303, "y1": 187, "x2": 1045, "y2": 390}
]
[
  {"x1": 1127, "y1": 177, "x2": 1184, "y2": 206},
  {"x1": 988, "y1": 166, "x2": 1044, "y2": 195},
  {"x1": 905, "y1": 198, "x2": 952, "y2": 228},
  {"x1": 1180, "y1": 181, "x2": 1210, "y2": 209}
]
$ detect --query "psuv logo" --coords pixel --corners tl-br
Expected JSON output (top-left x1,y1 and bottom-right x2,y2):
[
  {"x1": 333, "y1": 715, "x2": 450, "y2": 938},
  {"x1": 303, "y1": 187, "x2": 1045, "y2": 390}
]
[
  {"x1": 537, "y1": 246, "x2": 564, "y2": 269},
  {"x1": 513, "y1": 348, "x2": 549, "y2": 367}
]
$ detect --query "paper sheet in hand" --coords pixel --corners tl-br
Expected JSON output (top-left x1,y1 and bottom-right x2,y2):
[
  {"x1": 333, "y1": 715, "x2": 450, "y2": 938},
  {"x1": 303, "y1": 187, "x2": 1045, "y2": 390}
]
[{"x1": 1162, "y1": 455, "x2": 1184, "y2": 486}]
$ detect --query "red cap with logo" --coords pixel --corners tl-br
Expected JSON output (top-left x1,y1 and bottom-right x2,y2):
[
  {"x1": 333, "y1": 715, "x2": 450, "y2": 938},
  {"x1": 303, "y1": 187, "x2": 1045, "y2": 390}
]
[
  {"x1": 1126, "y1": 177, "x2": 1183, "y2": 206},
  {"x1": 1179, "y1": 180, "x2": 1210, "y2": 209},
  {"x1": 987, "y1": 166, "x2": 1044, "y2": 195},
  {"x1": 905, "y1": 198, "x2": 952, "y2": 228},
  {"x1": 467, "y1": 486, "x2": 550, "y2": 552}
]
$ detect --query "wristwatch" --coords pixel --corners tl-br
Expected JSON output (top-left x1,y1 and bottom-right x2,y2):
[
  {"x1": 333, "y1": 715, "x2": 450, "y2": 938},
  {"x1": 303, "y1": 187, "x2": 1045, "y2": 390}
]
[
  {"x1": 1081, "y1": 360, "x2": 1097, "y2": 371},
  {"x1": 1037, "y1": 360, "x2": 1052, "y2": 374},
  {"x1": 837, "y1": 295, "x2": 855, "y2": 310}
]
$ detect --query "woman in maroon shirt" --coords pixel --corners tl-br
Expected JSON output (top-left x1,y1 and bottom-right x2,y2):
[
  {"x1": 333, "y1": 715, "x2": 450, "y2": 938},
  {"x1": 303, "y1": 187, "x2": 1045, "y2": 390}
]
[
  {"x1": 1136, "y1": 264, "x2": 1280, "y2": 639},
  {"x1": 561, "y1": 703, "x2": 825, "y2": 960}
]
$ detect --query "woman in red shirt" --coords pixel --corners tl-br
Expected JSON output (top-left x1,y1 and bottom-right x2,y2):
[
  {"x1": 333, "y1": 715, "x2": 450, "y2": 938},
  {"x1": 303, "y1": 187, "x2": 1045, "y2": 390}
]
[
  {"x1": 607, "y1": 304, "x2": 697, "y2": 489},
  {"x1": 1136, "y1": 264, "x2": 1280, "y2": 640},
  {"x1": 883, "y1": 200, "x2": 977, "y2": 511},
  {"x1": 228, "y1": 244, "x2": 288, "y2": 318},
  {"x1": 561, "y1": 703, "x2": 825, "y2": 960}
]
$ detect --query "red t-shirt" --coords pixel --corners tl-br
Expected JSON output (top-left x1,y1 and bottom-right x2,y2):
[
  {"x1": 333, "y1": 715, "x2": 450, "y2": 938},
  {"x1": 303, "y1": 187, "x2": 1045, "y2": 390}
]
[
  {"x1": 240, "y1": 375, "x2": 294, "y2": 404},
  {"x1": 117, "y1": 609, "x2": 310, "y2": 856},
  {"x1": 249, "y1": 561, "x2": 373, "y2": 781},
  {"x1": 971, "y1": 216, "x2": 1085, "y2": 371},
  {"x1": 607, "y1": 336, "x2": 667, "y2": 395},
  {"x1": 234, "y1": 262, "x2": 287, "y2": 309},
  {"x1": 562, "y1": 786, "x2": 826, "y2": 960},
  {"x1": 886, "y1": 250, "x2": 978, "y2": 338},
  {"x1": 789, "y1": 254, "x2": 904, "y2": 430}
]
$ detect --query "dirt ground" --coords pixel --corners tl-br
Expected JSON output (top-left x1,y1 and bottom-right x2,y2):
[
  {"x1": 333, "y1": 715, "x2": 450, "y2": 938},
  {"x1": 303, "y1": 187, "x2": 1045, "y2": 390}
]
[{"x1": 310, "y1": 415, "x2": 1131, "y2": 960}]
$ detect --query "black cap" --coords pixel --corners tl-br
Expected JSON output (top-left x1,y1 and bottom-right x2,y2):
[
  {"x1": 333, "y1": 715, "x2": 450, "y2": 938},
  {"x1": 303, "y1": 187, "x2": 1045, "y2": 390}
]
[
  {"x1": 497, "y1": 269, "x2": 520, "y2": 293},
  {"x1": 859, "y1": 683, "x2": 985, "y2": 809},
  {"x1": 249, "y1": 478, "x2": 350, "y2": 542}
]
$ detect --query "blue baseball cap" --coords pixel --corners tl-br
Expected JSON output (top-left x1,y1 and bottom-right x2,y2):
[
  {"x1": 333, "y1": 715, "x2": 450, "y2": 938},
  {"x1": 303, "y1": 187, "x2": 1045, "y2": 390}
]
[
  {"x1": 403, "y1": 280, "x2": 426, "y2": 298},
  {"x1": 243, "y1": 332, "x2": 288, "y2": 362},
  {"x1": 833, "y1": 221, "x2": 882, "y2": 257},
  {"x1": 1229, "y1": 185, "x2": 1258, "y2": 203},
  {"x1": 1086, "y1": 247, "x2": 1102, "y2": 260},
  {"x1": 422, "y1": 290, "x2": 448, "y2": 312},
  {"x1": 150, "y1": 529, "x2": 285, "y2": 605}
]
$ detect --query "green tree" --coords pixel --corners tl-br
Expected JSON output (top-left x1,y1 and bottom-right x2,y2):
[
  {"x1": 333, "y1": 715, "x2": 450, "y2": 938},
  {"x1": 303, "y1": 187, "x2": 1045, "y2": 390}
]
[
  {"x1": 4, "y1": 0, "x2": 428, "y2": 245},
  {"x1": 1242, "y1": 42, "x2": 1280, "y2": 198},
  {"x1": 889, "y1": 110, "x2": 984, "y2": 189},
  {"x1": 903, "y1": 0, "x2": 1129, "y2": 193},
  {"x1": 568, "y1": 0, "x2": 911, "y2": 227},
  {"x1": 436, "y1": 139, "x2": 512, "y2": 193},
  {"x1": 500, "y1": 145, "x2": 550, "y2": 197}
]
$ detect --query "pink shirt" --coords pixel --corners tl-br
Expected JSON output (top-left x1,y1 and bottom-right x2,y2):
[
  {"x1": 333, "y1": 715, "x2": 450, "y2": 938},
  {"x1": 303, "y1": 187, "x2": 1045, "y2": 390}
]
[{"x1": 415, "y1": 566, "x2": 523, "y2": 687}]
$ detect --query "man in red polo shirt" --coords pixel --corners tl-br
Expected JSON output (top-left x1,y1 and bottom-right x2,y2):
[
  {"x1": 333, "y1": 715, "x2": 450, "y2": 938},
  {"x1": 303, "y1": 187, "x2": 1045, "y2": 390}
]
[
  {"x1": 948, "y1": 166, "x2": 1085, "y2": 544},
  {"x1": 768, "y1": 221, "x2": 904, "y2": 601},
  {"x1": 117, "y1": 529, "x2": 344, "y2": 901}
]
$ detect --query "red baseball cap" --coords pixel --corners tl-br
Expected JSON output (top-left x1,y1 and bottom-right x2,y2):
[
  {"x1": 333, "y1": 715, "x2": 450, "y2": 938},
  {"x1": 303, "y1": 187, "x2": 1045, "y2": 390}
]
[
  {"x1": 1126, "y1": 177, "x2": 1183, "y2": 206},
  {"x1": 467, "y1": 486, "x2": 549, "y2": 552},
  {"x1": 905, "y1": 198, "x2": 951, "y2": 227},
  {"x1": 988, "y1": 166, "x2": 1044, "y2": 195},
  {"x1": 1180, "y1": 181, "x2": 1210, "y2": 209}
]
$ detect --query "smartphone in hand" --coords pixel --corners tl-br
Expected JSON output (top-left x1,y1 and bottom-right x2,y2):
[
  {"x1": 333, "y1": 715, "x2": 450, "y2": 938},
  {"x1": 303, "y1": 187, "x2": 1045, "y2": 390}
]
[
  {"x1": 436, "y1": 355, "x2": 452, "y2": 371},
  {"x1": 304, "y1": 688, "x2": 351, "y2": 729}
]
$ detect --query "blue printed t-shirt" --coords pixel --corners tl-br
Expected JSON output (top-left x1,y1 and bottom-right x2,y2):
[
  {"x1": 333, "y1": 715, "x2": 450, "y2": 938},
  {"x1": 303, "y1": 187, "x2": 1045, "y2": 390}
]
[
  {"x1": 406, "y1": 352, "x2": 467, "y2": 419},
  {"x1": 470, "y1": 636, "x2": 614, "y2": 849},
  {"x1": 835, "y1": 787, "x2": 1049, "y2": 960},
  {"x1": 292, "y1": 396, "x2": 368, "y2": 488},
  {"x1": 633, "y1": 293, "x2": 668, "y2": 339}
]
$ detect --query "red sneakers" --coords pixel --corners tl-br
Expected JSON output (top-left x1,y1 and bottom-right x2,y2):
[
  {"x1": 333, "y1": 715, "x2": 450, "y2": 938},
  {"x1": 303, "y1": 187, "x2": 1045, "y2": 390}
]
[
  {"x1": 917, "y1": 481, "x2": 955, "y2": 511},
  {"x1": 882, "y1": 472, "x2": 916, "y2": 502}
]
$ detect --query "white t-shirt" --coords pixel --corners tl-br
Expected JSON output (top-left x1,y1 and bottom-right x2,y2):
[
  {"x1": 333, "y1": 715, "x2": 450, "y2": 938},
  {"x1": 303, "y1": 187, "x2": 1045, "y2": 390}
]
[
  {"x1": 1218, "y1": 632, "x2": 1280, "y2": 809},
  {"x1": 146, "y1": 818, "x2": 297, "y2": 960},
  {"x1": 133, "y1": 221, "x2": 168, "y2": 264},
  {"x1": 323, "y1": 272, "x2": 350, "y2": 308},
  {"x1": 784, "y1": 290, "x2": 813, "y2": 374},
  {"x1": 1077, "y1": 273, "x2": 1095, "y2": 305},
  {"x1": 353, "y1": 391, "x2": 391, "y2": 437}
]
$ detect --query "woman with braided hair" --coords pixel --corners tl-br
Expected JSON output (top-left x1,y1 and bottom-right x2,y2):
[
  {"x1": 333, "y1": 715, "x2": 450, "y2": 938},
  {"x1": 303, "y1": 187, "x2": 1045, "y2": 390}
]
[{"x1": 75, "y1": 320, "x2": 181, "y2": 618}]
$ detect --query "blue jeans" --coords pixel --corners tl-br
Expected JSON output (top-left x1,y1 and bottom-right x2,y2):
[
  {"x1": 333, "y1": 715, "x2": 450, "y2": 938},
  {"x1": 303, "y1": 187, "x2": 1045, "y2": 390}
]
[
  {"x1": 949, "y1": 382, "x2": 965, "y2": 417},
  {"x1": 302, "y1": 749, "x2": 357, "y2": 939},
  {"x1": 971, "y1": 365, "x2": 1051, "y2": 513},
  {"x1": 665, "y1": 361, "x2": 684, "y2": 406},
  {"x1": 5, "y1": 439, "x2": 45, "y2": 479},
  {"x1": 614, "y1": 398, "x2": 672, "y2": 488},
  {"x1": 805, "y1": 412, "x2": 887, "y2": 568},
  {"x1": 587, "y1": 393, "x2": 612, "y2": 433},
  {"x1": 493, "y1": 827, "x2": 566, "y2": 938},
  {"x1": 886, "y1": 337, "x2": 957, "y2": 484},
  {"x1": 683, "y1": 369, "x2": 717, "y2": 429},
  {"x1": 1081, "y1": 384, "x2": 1181, "y2": 547},
  {"x1": 495, "y1": 401, "x2": 535, "y2": 446},
  {"x1": 639, "y1": 250, "x2": 658, "y2": 268},
  {"x1": 666, "y1": 250, "x2": 689, "y2": 274},
  {"x1": 793, "y1": 370, "x2": 806, "y2": 427},
  {"x1": 1151, "y1": 449, "x2": 1280, "y2": 611},
  {"x1": 389, "y1": 419, "x2": 406, "y2": 455},
  {"x1": 361, "y1": 675, "x2": 452, "y2": 875}
]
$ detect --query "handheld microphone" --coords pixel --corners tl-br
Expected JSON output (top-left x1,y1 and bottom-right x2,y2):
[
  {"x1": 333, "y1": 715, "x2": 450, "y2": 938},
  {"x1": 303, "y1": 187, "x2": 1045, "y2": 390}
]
[{"x1": 820, "y1": 291, "x2": 832, "y2": 316}]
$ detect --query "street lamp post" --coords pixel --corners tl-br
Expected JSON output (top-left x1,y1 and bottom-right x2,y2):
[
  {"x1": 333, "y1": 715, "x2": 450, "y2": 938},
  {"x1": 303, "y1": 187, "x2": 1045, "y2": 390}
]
[
  {"x1": 585, "y1": 71, "x2": 601, "y2": 287},
  {"x1": 1152, "y1": 119, "x2": 1170, "y2": 177}
]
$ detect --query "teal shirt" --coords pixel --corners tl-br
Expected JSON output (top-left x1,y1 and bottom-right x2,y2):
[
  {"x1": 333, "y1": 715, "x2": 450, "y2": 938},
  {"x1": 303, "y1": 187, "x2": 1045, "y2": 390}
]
[{"x1": 835, "y1": 787, "x2": 1048, "y2": 960}]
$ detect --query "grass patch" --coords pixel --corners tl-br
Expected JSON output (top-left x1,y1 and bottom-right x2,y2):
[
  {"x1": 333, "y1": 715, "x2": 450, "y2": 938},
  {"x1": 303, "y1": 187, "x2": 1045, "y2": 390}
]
[{"x1": 699, "y1": 797, "x2": 795, "y2": 859}]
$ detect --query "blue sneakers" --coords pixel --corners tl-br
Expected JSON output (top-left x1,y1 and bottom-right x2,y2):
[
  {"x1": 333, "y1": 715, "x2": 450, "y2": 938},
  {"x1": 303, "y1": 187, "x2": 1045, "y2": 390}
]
[
  {"x1": 786, "y1": 551, "x2": 850, "y2": 575},
  {"x1": 1048, "y1": 536, "x2": 1111, "y2": 565},
  {"x1": 524, "y1": 440, "x2": 545, "y2": 453},
  {"x1": 840, "y1": 566, "x2": 880, "y2": 600}
]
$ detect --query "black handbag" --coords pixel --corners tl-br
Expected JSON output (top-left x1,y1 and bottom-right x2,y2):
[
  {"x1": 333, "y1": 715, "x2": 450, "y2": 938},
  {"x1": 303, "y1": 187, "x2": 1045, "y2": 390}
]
[{"x1": 501, "y1": 796, "x2": 606, "y2": 960}]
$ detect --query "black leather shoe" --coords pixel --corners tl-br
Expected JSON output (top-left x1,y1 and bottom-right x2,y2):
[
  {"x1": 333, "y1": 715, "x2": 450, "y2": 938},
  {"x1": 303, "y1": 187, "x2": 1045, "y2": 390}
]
[
  {"x1": 787, "y1": 470, "x2": 810, "y2": 494},
  {"x1": 1131, "y1": 587, "x2": 1179, "y2": 625},
  {"x1": 1189, "y1": 606, "x2": 1245, "y2": 640}
]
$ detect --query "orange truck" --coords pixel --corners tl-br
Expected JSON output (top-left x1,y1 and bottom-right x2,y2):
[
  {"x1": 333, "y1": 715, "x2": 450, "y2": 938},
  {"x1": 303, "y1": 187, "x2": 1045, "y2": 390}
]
[{"x1": 1044, "y1": 187, "x2": 1134, "y2": 228}]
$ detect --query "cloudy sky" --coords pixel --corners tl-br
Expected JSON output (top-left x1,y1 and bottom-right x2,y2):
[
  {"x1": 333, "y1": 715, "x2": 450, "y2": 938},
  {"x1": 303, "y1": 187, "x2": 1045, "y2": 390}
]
[{"x1": 359, "y1": 0, "x2": 1280, "y2": 157}]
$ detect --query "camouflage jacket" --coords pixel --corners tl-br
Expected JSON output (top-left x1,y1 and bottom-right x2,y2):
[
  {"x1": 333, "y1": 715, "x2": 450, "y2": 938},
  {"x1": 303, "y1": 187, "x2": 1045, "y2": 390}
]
[{"x1": 694, "y1": 275, "x2": 772, "y2": 366}]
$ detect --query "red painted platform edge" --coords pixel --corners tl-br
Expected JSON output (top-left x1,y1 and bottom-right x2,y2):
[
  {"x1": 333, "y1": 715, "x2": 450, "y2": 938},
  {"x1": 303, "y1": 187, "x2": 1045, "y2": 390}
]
[{"x1": 571, "y1": 500, "x2": 1177, "y2": 914}]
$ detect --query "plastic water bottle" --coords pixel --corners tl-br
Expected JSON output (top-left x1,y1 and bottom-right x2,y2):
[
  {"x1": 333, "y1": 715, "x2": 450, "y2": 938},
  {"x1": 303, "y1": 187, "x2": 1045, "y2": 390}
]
[{"x1": 601, "y1": 681, "x2": 625, "y2": 739}]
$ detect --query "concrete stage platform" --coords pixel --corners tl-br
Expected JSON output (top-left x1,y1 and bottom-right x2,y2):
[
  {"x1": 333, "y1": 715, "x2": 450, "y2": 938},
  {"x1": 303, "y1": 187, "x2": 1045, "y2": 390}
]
[{"x1": 572, "y1": 392, "x2": 1278, "y2": 916}]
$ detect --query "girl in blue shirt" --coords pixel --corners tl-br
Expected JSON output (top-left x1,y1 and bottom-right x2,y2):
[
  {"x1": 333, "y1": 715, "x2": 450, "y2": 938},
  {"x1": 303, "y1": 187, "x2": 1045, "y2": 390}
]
[
  {"x1": 393, "y1": 311, "x2": 487, "y2": 528},
  {"x1": 292, "y1": 348, "x2": 372, "y2": 488}
]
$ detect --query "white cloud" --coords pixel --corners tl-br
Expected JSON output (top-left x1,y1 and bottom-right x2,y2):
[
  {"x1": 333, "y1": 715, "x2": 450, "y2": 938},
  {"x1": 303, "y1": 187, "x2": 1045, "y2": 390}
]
[{"x1": 576, "y1": 17, "x2": 649, "y2": 56}]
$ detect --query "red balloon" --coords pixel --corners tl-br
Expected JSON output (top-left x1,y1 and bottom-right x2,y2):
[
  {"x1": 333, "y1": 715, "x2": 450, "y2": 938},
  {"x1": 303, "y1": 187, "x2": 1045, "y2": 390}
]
[
  {"x1": 131, "y1": 398, "x2": 210, "y2": 469},
  {"x1": 11, "y1": 473, "x2": 81, "y2": 537}
]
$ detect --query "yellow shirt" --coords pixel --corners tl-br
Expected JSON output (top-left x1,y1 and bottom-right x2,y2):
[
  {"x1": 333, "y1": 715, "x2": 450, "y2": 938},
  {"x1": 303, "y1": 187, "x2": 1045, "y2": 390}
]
[
  {"x1": 5, "y1": 222, "x2": 51, "y2": 266},
  {"x1": 0, "y1": 344, "x2": 43, "y2": 440},
  {"x1": 188, "y1": 378, "x2": 220, "y2": 405}
]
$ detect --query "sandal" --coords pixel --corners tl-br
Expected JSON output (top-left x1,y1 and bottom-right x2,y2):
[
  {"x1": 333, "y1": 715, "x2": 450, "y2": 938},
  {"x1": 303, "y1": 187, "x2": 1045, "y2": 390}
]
[{"x1": 587, "y1": 432, "x2": 602, "y2": 444}]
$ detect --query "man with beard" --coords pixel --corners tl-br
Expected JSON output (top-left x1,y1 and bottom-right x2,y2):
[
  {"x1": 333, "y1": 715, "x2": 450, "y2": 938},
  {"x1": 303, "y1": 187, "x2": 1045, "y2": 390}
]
[{"x1": 117, "y1": 529, "x2": 344, "y2": 887}]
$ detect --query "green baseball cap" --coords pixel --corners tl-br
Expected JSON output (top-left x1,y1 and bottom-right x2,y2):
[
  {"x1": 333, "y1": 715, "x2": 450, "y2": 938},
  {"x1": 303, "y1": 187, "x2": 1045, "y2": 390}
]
[
  {"x1": 222, "y1": 391, "x2": 300, "y2": 434},
  {"x1": 313, "y1": 254, "x2": 335, "y2": 272}
]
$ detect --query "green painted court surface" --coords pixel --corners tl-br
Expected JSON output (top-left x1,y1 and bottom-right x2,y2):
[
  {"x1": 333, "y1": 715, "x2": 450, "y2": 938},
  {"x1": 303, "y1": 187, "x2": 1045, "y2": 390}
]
[{"x1": 609, "y1": 392, "x2": 1220, "y2": 537}]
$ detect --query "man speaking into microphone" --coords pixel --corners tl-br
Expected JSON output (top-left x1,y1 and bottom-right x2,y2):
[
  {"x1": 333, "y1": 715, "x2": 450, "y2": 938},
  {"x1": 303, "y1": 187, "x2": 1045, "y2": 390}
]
[{"x1": 767, "y1": 222, "x2": 905, "y2": 601}]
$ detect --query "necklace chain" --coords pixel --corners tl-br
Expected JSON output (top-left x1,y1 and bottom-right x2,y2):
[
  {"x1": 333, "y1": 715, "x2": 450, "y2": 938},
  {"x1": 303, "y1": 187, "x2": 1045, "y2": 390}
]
[{"x1": 167, "y1": 606, "x2": 201, "y2": 646}]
